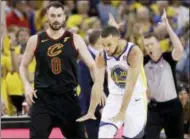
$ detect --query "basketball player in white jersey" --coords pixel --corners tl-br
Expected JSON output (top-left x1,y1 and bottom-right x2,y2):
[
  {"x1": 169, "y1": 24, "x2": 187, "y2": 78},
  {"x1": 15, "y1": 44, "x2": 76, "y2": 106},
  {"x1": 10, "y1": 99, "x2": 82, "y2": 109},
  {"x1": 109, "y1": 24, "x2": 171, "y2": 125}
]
[{"x1": 77, "y1": 20, "x2": 148, "y2": 138}]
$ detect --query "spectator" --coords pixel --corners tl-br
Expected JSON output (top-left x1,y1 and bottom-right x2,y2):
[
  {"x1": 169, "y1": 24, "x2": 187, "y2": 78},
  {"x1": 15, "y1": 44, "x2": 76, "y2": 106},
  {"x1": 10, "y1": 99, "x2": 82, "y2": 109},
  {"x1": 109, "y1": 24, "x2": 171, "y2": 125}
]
[
  {"x1": 151, "y1": 1, "x2": 176, "y2": 28},
  {"x1": 129, "y1": 6, "x2": 152, "y2": 53},
  {"x1": 97, "y1": 0, "x2": 118, "y2": 26},
  {"x1": 176, "y1": 23, "x2": 190, "y2": 88},
  {"x1": 7, "y1": 28, "x2": 35, "y2": 116},
  {"x1": 6, "y1": 1, "x2": 30, "y2": 30},
  {"x1": 64, "y1": 0, "x2": 75, "y2": 17},
  {"x1": 6, "y1": 33, "x2": 24, "y2": 116},
  {"x1": 33, "y1": 1, "x2": 49, "y2": 32},
  {"x1": 1, "y1": 1, "x2": 7, "y2": 38},
  {"x1": 66, "y1": 1, "x2": 89, "y2": 28},
  {"x1": 1, "y1": 98, "x2": 5, "y2": 116},
  {"x1": 179, "y1": 87, "x2": 190, "y2": 138},
  {"x1": 173, "y1": 1, "x2": 189, "y2": 32},
  {"x1": 1, "y1": 42, "x2": 16, "y2": 116}
]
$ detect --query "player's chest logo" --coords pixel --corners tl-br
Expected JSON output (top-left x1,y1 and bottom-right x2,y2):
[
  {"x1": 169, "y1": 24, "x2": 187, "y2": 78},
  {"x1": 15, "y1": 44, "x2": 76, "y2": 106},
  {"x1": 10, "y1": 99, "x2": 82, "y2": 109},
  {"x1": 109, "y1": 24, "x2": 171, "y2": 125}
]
[
  {"x1": 47, "y1": 43, "x2": 64, "y2": 57},
  {"x1": 110, "y1": 65, "x2": 128, "y2": 88}
]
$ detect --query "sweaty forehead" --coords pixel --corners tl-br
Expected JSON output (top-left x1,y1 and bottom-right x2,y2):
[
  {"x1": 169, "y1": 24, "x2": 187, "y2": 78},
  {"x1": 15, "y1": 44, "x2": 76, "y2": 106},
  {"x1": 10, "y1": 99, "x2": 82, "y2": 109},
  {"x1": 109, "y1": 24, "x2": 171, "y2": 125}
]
[
  {"x1": 101, "y1": 35, "x2": 118, "y2": 43},
  {"x1": 144, "y1": 37, "x2": 157, "y2": 45},
  {"x1": 47, "y1": 7, "x2": 64, "y2": 14}
]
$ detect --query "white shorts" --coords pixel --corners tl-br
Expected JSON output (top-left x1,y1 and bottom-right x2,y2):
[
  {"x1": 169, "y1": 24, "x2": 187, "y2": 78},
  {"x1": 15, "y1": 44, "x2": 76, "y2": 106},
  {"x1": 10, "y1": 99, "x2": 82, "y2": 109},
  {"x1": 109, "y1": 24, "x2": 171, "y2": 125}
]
[{"x1": 99, "y1": 93, "x2": 147, "y2": 138}]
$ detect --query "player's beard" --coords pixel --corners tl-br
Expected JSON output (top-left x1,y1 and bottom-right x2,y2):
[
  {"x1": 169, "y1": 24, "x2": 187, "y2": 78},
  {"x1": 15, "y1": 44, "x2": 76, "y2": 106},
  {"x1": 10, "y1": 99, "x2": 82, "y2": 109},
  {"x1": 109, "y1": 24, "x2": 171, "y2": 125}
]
[{"x1": 49, "y1": 21, "x2": 63, "y2": 31}]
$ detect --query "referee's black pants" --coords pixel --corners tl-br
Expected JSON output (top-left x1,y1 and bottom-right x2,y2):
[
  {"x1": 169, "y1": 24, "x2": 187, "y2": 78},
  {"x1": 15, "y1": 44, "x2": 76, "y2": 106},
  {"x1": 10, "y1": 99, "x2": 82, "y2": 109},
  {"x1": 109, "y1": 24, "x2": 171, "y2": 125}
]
[
  {"x1": 29, "y1": 89, "x2": 86, "y2": 139},
  {"x1": 144, "y1": 98, "x2": 184, "y2": 139}
]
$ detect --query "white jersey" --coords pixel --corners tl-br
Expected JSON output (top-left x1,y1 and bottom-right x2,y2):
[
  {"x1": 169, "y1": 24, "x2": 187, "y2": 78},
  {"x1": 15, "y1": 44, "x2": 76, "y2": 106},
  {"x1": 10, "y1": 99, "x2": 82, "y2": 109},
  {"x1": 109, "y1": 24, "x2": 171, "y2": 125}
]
[
  {"x1": 105, "y1": 42, "x2": 146, "y2": 97},
  {"x1": 99, "y1": 42, "x2": 148, "y2": 138}
]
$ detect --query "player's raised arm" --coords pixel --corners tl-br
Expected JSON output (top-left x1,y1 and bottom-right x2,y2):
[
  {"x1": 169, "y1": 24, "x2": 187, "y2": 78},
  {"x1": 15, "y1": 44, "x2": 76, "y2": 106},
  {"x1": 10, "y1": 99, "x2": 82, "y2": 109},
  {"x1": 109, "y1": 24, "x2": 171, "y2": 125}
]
[
  {"x1": 19, "y1": 35, "x2": 38, "y2": 105},
  {"x1": 112, "y1": 46, "x2": 143, "y2": 122},
  {"x1": 73, "y1": 34, "x2": 104, "y2": 119}
]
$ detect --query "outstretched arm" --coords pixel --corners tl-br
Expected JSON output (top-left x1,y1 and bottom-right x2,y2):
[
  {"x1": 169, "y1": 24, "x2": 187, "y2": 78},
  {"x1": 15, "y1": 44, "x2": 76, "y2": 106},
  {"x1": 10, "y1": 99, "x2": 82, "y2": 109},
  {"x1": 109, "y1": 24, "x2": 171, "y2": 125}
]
[
  {"x1": 88, "y1": 51, "x2": 106, "y2": 114},
  {"x1": 74, "y1": 34, "x2": 97, "y2": 82},
  {"x1": 19, "y1": 35, "x2": 37, "y2": 105},
  {"x1": 121, "y1": 46, "x2": 143, "y2": 112},
  {"x1": 74, "y1": 34, "x2": 105, "y2": 115},
  {"x1": 19, "y1": 35, "x2": 37, "y2": 86},
  {"x1": 112, "y1": 46, "x2": 143, "y2": 122}
]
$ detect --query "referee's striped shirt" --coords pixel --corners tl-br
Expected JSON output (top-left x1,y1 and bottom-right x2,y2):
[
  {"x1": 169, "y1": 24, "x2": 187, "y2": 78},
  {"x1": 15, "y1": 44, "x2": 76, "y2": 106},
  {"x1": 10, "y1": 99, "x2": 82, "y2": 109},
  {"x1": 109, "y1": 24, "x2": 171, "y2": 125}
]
[{"x1": 144, "y1": 52, "x2": 178, "y2": 102}]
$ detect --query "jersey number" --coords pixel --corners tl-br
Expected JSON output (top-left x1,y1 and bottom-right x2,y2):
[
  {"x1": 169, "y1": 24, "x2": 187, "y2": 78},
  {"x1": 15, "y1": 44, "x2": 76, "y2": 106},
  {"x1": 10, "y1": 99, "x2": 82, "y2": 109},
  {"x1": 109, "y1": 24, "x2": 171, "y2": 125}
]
[{"x1": 51, "y1": 57, "x2": 61, "y2": 74}]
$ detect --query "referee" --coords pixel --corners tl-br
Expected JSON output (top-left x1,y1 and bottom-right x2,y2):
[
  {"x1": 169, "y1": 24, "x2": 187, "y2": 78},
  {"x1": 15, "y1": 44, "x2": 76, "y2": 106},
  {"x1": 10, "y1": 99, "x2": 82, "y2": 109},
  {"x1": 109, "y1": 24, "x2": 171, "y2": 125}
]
[{"x1": 143, "y1": 10, "x2": 184, "y2": 139}]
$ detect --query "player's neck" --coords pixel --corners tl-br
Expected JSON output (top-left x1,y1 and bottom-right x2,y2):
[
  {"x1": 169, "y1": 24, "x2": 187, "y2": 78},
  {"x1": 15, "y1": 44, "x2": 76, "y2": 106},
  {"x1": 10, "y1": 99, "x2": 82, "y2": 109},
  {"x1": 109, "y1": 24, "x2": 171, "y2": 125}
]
[
  {"x1": 46, "y1": 28, "x2": 65, "y2": 39},
  {"x1": 114, "y1": 39, "x2": 126, "y2": 57}
]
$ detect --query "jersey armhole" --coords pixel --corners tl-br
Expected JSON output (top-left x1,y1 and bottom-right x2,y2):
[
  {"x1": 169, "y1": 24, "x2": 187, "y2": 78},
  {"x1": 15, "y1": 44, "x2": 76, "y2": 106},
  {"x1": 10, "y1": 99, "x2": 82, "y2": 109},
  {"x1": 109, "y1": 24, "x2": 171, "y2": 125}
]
[
  {"x1": 33, "y1": 34, "x2": 40, "y2": 55},
  {"x1": 71, "y1": 33, "x2": 78, "y2": 51},
  {"x1": 126, "y1": 45, "x2": 135, "y2": 66},
  {"x1": 71, "y1": 33, "x2": 79, "y2": 58}
]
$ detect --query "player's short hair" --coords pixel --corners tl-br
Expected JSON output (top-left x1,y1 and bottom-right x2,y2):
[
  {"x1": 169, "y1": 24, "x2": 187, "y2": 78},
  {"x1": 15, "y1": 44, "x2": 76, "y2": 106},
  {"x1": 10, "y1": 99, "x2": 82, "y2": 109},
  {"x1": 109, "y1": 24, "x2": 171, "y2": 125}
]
[
  {"x1": 88, "y1": 30, "x2": 101, "y2": 45},
  {"x1": 143, "y1": 32, "x2": 159, "y2": 40},
  {"x1": 46, "y1": 1, "x2": 64, "y2": 11},
  {"x1": 101, "y1": 26, "x2": 120, "y2": 38}
]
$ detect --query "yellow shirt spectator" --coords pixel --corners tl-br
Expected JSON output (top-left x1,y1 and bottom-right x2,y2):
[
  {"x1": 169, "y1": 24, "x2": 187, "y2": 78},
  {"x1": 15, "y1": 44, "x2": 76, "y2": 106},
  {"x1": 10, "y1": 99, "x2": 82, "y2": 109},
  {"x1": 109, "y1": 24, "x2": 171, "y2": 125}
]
[
  {"x1": 66, "y1": 14, "x2": 90, "y2": 38},
  {"x1": 34, "y1": 9, "x2": 47, "y2": 31},
  {"x1": 150, "y1": 4, "x2": 175, "y2": 17},
  {"x1": 66, "y1": 14, "x2": 83, "y2": 29},
  {"x1": 1, "y1": 56, "x2": 16, "y2": 115},
  {"x1": 129, "y1": 2, "x2": 142, "y2": 11},
  {"x1": 3, "y1": 35, "x2": 20, "y2": 56},
  {"x1": 111, "y1": 1, "x2": 121, "y2": 7},
  {"x1": 6, "y1": 72, "x2": 24, "y2": 96}
]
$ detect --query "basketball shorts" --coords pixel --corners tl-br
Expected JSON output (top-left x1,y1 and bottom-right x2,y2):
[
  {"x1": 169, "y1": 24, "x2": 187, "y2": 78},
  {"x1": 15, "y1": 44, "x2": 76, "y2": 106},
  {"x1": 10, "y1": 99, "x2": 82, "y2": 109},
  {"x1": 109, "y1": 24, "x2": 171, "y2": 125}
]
[{"x1": 99, "y1": 93, "x2": 147, "y2": 138}]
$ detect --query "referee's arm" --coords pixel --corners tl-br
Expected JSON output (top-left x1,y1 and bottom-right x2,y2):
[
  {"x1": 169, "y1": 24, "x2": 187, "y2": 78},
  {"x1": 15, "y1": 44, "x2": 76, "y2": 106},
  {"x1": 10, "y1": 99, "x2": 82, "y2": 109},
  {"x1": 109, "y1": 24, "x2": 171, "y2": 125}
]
[{"x1": 163, "y1": 11, "x2": 184, "y2": 61}]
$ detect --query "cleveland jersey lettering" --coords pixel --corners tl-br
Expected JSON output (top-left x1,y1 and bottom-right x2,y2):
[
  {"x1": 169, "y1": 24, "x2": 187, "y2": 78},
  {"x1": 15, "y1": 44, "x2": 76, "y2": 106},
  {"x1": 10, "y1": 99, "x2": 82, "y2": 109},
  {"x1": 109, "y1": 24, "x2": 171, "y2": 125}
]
[{"x1": 34, "y1": 31, "x2": 78, "y2": 92}]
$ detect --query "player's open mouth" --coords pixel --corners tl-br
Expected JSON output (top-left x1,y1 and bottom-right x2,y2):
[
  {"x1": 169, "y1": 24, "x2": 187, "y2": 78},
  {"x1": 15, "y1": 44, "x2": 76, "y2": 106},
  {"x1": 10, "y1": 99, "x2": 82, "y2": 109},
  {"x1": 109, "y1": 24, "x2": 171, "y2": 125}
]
[{"x1": 150, "y1": 52, "x2": 152, "y2": 55}]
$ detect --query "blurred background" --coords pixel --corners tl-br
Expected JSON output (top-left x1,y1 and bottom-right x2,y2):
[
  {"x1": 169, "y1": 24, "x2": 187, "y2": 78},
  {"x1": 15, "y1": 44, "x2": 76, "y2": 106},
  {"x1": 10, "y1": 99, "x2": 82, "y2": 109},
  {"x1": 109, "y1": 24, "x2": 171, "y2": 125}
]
[{"x1": 0, "y1": 0, "x2": 189, "y2": 138}]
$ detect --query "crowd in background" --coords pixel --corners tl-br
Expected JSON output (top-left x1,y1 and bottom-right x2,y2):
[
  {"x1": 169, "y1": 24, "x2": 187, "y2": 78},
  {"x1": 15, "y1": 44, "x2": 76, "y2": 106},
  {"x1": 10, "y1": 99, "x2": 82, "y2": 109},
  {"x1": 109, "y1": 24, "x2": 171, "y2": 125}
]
[{"x1": 0, "y1": 0, "x2": 189, "y2": 136}]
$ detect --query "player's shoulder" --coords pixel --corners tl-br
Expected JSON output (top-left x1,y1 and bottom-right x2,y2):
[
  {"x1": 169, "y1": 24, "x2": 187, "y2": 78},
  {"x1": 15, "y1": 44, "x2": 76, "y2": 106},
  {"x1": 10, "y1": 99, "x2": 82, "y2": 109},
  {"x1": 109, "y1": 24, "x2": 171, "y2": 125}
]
[
  {"x1": 127, "y1": 41, "x2": 136, "y2": 47},
  {"x1": 72, "y1": 33, "x2": 86, "y2": 49},
  {"x1": 127, "y1": 41, "x2": 141, "y2": 55},
  {"x1": 125, "y1": 41, "x2": 139, "y2": 54},
  {"x1": 29, "y1": 34, "x2": 38, "y2": 42},
  {"x1": 72, "y1": 32, "x2": 83, "y2": 40},
  {"x1": 26, "y1": 35, "x2": 38, "y2": 49}
]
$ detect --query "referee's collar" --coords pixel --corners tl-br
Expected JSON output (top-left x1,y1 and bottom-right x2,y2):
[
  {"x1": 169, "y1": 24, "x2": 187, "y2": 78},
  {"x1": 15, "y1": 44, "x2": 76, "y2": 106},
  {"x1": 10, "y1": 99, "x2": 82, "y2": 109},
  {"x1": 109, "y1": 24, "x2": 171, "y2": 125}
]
[{"x1": 150, "y1": 54, "x2": 163, "y2": 64}]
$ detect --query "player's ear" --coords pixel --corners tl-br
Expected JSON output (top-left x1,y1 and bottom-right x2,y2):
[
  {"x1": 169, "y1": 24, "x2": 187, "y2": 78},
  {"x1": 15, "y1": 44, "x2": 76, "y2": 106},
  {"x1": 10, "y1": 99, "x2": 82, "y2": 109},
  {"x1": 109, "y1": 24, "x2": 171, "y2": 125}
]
[{"x1": 96, "y1": 51, "x2": 105, "y2": 69}]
